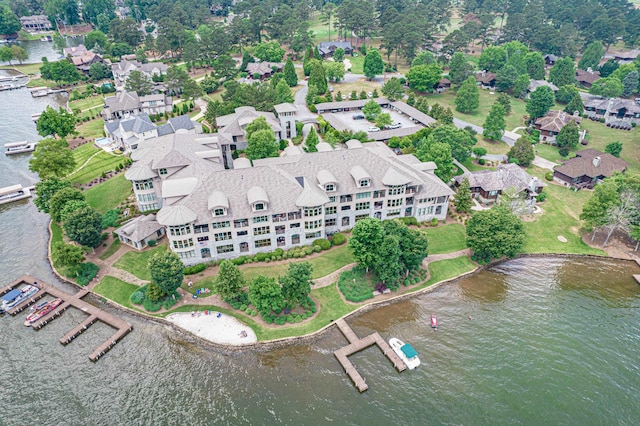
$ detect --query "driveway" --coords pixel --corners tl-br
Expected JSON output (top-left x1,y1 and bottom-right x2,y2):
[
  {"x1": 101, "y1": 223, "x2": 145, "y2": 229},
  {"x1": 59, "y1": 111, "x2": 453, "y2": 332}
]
[{"x1": 532, "y1": 155, "x2": 559, "y2": 170}]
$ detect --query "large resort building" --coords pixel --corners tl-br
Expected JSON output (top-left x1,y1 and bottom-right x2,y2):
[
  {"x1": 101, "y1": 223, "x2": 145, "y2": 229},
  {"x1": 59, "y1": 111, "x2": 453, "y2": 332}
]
[{"x1": 124, "y1": 132, "x2": 453, "y2": 264}]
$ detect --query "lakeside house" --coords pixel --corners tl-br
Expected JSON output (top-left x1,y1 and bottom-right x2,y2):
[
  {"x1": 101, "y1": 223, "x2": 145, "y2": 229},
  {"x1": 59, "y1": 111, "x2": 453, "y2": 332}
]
[
  {"x1": 104, "y1": 113, "x2": 202, "y2": 152},
  {"x1": 102, "y1": 91, "x2": 172, "y2": 120},
  {"x1": 125, "y1": 135, "x2": 452, "y2": 264},
  {"x1": 114, "y1": 214, "x2": 165, "y2": 250},
  {"x1": 63, "y1": 45, "x2": 105, "y2": 75},
  {"x1": 317, "y1": 41, "x2": 353, "y2": 58},
  {"x1": 111, "y1": 60, "x2": 169, "y2": 89},
  {"x1": 19, "y1": 15, "x2": 52, "y2": 33},
  {"x1": 454, "y1": 163, "x2": 545, "y2": 205},
  {"x1": 583, "y1": 98, "x2": 640, "y2": 128},
  {"x1": 534, "y1": 110, "x2": 583, "y2": 143},
  {"x1": 553, "y1": 149, "x2": 629, "y2": 189}
]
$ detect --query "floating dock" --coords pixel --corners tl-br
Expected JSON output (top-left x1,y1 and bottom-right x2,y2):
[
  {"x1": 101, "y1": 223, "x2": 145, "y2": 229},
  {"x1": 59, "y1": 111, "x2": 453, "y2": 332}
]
[
  {"x1": 333, "y1": 318, "x2": 407, "y2": 392},
  {"x1": 0, "y1": 184, "x2": 34, "y2": 205},
  {"x1": 1, "y1": 275, "x2": 133, "y2": 362}
]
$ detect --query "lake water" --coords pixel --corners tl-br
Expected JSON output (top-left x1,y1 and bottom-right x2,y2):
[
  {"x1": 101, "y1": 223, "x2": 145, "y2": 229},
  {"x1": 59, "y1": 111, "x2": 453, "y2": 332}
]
[{"x1": 1, "y1": 85, "x2": 639, "y2": 424}]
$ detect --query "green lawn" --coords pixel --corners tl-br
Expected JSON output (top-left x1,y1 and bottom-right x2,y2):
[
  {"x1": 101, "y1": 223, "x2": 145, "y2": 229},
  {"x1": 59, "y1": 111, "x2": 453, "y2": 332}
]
[
  {"x1": 69, "y1": 95, "x2": 104, "y2": 112},
  {"x1": 113, "y1": 244, "x2": 167, "y2": 281},
  {"x1": 0, "y1": 62, "x2": 43, "y2": 75},
  {"x1": 93, "y1": 276, "x2": 138, "y2": 309},
  {"x1": 99, "y1": 239, "x2": 121, "y2": 260},
  {"x1": 462, "y1": 158, "x2": 495, "y2": 172},
  {"x1": 68, "y1": 144, "x2": 125, "y2": 185},
  {"x1": 474, "y1": 134, "x2": 512, "y2": 156},
  {"x1": 240, "y1": 244, "x2": 354, "y2": 282},
  {"x1": 521, "y1": 167, "x2": 605, "y2": 255},
  {"x1": 76, "y1": 118, "x2": 105, "y2": 139},
  {"x1": 84, "y1": 174, "x2": 132, "y2": 213},
  {"x1": 422, "y1": 223, "x2": 467, "y2": 254}
]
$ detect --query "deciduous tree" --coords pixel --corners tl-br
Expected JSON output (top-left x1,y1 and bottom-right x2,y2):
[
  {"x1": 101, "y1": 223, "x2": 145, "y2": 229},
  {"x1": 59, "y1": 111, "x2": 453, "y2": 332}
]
[
  {"x1": 29, "y1": 138, "x2": 76, "y2": 179},
  {"x1": 508, "y1": 136, "x2": 535, "y2": 167},
  {"x1": 33, "y1": 178, "x2": 71, "y2": 214},
  {"x1": 454, "y1": 177, "x2": 472, "y2": 213},
  {"x1": 213, "y1": 260, "x2": 245, "y2": 300},
  {"x1": 578, "y1": 41, "x2": 604, "y2": 71},
  {"x1": 49, "y1": 187, "x2": 85, "y2": 223},
  {"x1": 375, "y1": 112, "x2": 392, "y2": 129},
  {"x1": 448, "y1": 52, "x2": 474, "y2": 85},
  {"x1": 279, "y1": 262, "x2": 312, "y2": 306},
  {"x1": 466, "y1": 206, "x2": 525, "y2": 263},
  {"x1": 363, "y1": 48, "x2": 384, "y2": 80},
  {"x1": 556, "y1": 121, "x2": 580, "y2": 150},
  {"x1": 248, "y1": 276, "x2": 284, "y2": 313},
  {"x1": 526, "y1": 86, "x2": 555, "y2": 119},
  {"x1": 524, "y1": 51, "x2": 545, "y2": 80},
  {"x1": 549, "y1": 57, "x2": 576, "y2": 87},
  {"x1": 406, "y1": 63, "x2": 443, "y2": 93},
  {"x1": 52, "y1": 242, "x2": 84, "y2": 270},
  {"x1": 148, "y1": 251, "x2": 184, "y2": 296},
  {"x1": 349, "y1": 218, "x2": 385, "y2": 273},
  {"x1": 605, "y1": 141, "x2": 623, "y2": 158},
  {"x1": 362, "y1": 99, "x2": 381, "y2": 120},
  {"x1": 483, "y1": 102, "x2": 506, "y2": 141},
  {"x1": 455, "y1": 76, "x2": 480, "y2": 113},
  {"x1": 36, "y1": 106, "x2": 76, "y2": 139},
  {"x1": 478, "y1": 46, "x2": 506, "y2": 72},
  {"x1": 247, "y1": 129, "x2": 279, "y2": 160},
  {"x1": 63, "y1": 206, "x2": 103, "y2": 248},
  {"x1": 381, "y1": 77, "x2": 404, "y2": 101},
  {"x1": 589, "y1": 77, "x2": 624, "y2": 98}
]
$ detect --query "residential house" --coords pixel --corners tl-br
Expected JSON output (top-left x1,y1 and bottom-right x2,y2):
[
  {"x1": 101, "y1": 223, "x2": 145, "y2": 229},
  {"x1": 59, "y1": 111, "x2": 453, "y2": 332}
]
[
  {"x1": 102, "y1": 91, "x2": 172, "y2": 120},
  {"x1": 63, "y1": 44, "x2": 105, "y2": 74},
  {"x1": 111, "y1": 60, "x2": 169, "y2": 89},
  {"x1": 104, "y1": 113, "x2": 202, "y2": 152},
  {"x1": 553, "y1": 149, "x2": 629, "y2": 189},
  {"x1": 528, "y1": 79, "x2": 558, "y2": 95},
  {"x1": 575, "y1": 69, "x2": 600, "y2": 89},
  {"x1": 115, "y1": 214, "x2": 165, "y2": 250},
  {"x1": 454, "y1": 163, "x2": 545, "y2": 205},
  {"x1": 475, "y1": 70, "x2": 497, "y2": 89},
  {"x1": 544, "y1": 54, "x2": 558, "y2": 66},
  {"x1": 245, "y1": 61, "x2": 284, "y2": 80},
  {"x1": 534, "y1": 110, "x2": 583, "y2": 143},
  {"x1": 584, "y1": 98, "x2": 640, "y2": 128},
  {"x1": 19, "y1": 15, "x2": 52, "y2": 32},
  {"x1": 317, "y1": 41, "x2": 353, "y2": 58},
  {"x1": 613, "y1": 50, "x2": 639, "y2": 64},
  {"x1": 125, "y1": 136, "x2": 453, "y2": 264},
  {"x1": 434, "y1": 77, "x2": 451, "y2": 93}
]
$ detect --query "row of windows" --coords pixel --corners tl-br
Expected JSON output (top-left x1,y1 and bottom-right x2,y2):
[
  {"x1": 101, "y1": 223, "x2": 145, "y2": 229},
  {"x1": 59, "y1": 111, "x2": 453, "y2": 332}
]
[
  {"x1": 177, "y1": 250, "x2": 196, "y2": 259},
  {"x1": 326, "y1": 206, "x2": 337, "y2": 215},
  {"x1": 356, "y1": 202, "x2": 370, "y2": 211},
  {"x1": 388, "y1": 186, "x2": 405, "y2": 196},
  {"x1": 215, "y1": 232, "x2": 232, "y2": 241},
  {"x1": 356, "y1": 192, "x2": 371, "y2": 200},
  {"x1": 169, "y1": 225, "x2": 191, "y2": 236},
  {"x1": 254, "y1": 226, "x2": 270, "y2": 236},
  {"x1": 173, "y1": 239, "x2": 194, "y2": 249},
  {"x1": 139, "y1": 203, "x2": 158, "y2": 212},
  {"x1": 134, "y1": 180, "x2": 154, "y2": 191},
  {"x1": 305, "y1": 220, "x2": 322, "y2": 230},
  {"x1": 387, "y1": 198, "x2": 403, "y2": 208},
  {"x1": 304, "y1": 206, "x2": 322, "y2": 217}
]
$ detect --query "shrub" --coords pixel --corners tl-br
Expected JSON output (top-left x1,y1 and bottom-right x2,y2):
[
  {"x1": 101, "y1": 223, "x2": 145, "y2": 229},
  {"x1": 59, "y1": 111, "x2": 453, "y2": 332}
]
[
  {"x1": 304, "y1": 246, "x2": 314, "y2": 255},
  {"x1": 431, "y1": 218, "x2": 439, "y2": 226},
  {"x1": 232, "y1": 256, "x2": 246, "y2": 265},
  {"x1": 130, "y1": 291, "x2": 144, "y2": 304},
  {"x1": 101, "y1": 209, "x2": 120, "y2": 229},
  {"x1": 76, "y1": 262, "x2": 99, "y2": 286},
  {"x1": 142, "y1": 297, "x2": 163, "y2": 312},
  {"x1": 184, "y1": 263, "x2": 206, "y2": 275},
  {"x1": 239, "y1": 304, "x2": 248, "y2": 311},
  {"x1": 559, "y1": 147, "x2": 570, "y2": 157},
  {"x1": 331, "y1": 232, "x2": 346, "y2": 245},
  {"x1": 537, "y1": 190, "x2": 547, "y2": 202},
  {"x1": 545, "y1": 172, "x2": 554, "y2": 181},
  {"x1": 256, "y1": 252, "x2": 269, "y2": 262},
  {"x1": 398, "y1": 217, "x2": 418, "y2": 227},
  {"x1": 147, "y1": 239, "x2": 157, "y2": 247},
  {"x1": 478, "y1": 159, "x2": 486, "y2": 165},
  {"x1": 313, "y1": 238, "x2": 331, "y2": 250},
  {"x1": 245, "y1": 308, "x2": 252, "y2": 315}
]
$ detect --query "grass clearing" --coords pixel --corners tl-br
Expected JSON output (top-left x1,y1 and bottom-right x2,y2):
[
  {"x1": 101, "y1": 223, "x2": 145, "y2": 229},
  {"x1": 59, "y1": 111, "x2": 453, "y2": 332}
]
[
  {"x1": 84, "y1": 174, "x2": 132, "y2": 213},
  {"x1": 68, "y1": 143, "x2": 125, "y2": 185},
  {"x1": 422, "y1": 223, "x2": 467, "y2": 254},
  {"x1": 76, "y1": 118, "x2": 105, "y2": 139},
  {"x1": 93, "y1": 276, "x2": 138, "y2": 309},
  {"x1": 329, "y1": 79, "x2": 379, "y2": 98},
  {"x1": 99, "y1": 239, "x2": 121, "y2": 260},
  {"x1": 69, "y1": 95, "x2": 104, "y2": 112},
  {"x1": 1, "y1": 62, "x2": 43, "y2": 75},
  {"x1": 474, "y1": 134, "x2": 511, "y2": 156},
  {"x1": 113, "y1": 244, "x2": 167, "y2": 281}
]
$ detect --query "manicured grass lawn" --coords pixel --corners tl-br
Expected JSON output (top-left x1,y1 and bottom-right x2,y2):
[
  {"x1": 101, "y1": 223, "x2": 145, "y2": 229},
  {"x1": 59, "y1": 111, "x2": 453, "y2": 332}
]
[
  {"x1": 420, "y1": 256, "x2": 477, "y2": 288},
  {"x1": 474, "y1": 134, "x2": 511, "y2": 156},
  {"x1": 534, "y1": 142, "x2": 565, "y2": 163},
  {"x1": 113, "y1": 244, "x2": 167, "y2": 281},
  {"x1": 0, "y1": 62, "x2": 43, "y2": 75},
  {"x1": 26, "y1": 77, "x2": 56, "y2": 88},
  {"x1": 76, "y1": 118, "x2": 105, "y2": 139},
  {"x1": 84, "y1": 174, "x2": 132, "y2": 213},
  {"x1": 329, "y1": 79, "x2": 378, "y2": 98},
  {"x1": 93, "y1": 276, "x2": 138, "y2": 309},
  {"x1": 241, "y1": 244, "x2": 354, "y2": 282},
  {"x1": 99, "y1": 239, "x2": 121, "y2": 260},
  {"x1": 68, "y1": 144, "x2": 125, "y2": 185},
  {"x1": 423, "y1": 223, "x2": 467, "y2": 254},
  {"x1": 69, "y1": 95, "x2": 104, "y2": 112},
  {"x1": 462, "y1": 158, "x2": 495, "y2": 172},
  {"x1": 521, "y1": 167, "x2": 605, "y2": 255}
]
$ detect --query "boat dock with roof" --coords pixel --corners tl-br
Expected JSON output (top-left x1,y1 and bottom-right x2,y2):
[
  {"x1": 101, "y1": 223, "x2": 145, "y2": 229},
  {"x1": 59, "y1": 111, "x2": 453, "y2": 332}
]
[
  {"x1": 333, "y1": 318, "x2": 407, "y2": 392},
  {"x1": 0, "y1": 275, "x2": 133, "y2": 362}
]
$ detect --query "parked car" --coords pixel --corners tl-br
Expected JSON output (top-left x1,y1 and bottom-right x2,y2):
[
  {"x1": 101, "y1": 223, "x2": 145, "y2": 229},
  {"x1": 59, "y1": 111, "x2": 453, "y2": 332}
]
[
  {"x1": 367, "y1": 126, "x2": 380, "y2": 132},
  {"x1": 352, "y1": 114, "x2": 365, "y2": 120},
  {"x1": 384, "y1": 122, "x2": 402, "y2": 129}
]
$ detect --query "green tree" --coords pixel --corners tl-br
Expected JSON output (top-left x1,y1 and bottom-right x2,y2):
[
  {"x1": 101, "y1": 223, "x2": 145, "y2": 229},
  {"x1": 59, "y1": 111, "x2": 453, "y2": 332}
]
[
  {"x1": 363, "y1": 48, "x2": 384, "y2": 80},
  {"x1": 349, "y1": 218, "x2": 385, "y2": 272},
  {"x1": 556, "y1": 85, "x2": 579, "y2": 104},
  {"x1": 279, "y1": 262, "x2": 312, "y2": 306},
  {"x1": 124, "y1": 70, "x2": 154, "y2": 96},
  {"x1": 411, "y1": 51, "x2": 436, "y2": 67},
  {"x1": 374, "y1": 234, "x2": 402, "y2": 284},
  {"x1": 304, "y1": 126, "x2": 319, "y2": 152},
  {"x1": 496, "y1": 65, "x2": 520, "y2": 92},
  {"x1": 512, "y1": 74, "x2": 530, "y2": 98},
  {"x1": 248, "y1": 275, "x2": 284, "y2": 313},
  {"x1": 375, "y1": 112, "x2": 393, "y2": 129},
  {"x1": 578, "y1": 41, "x2": 604, "y2": 71},
  {"x1": 454, "y1": 177, "x2": 472, "y2": 213},
  {"x1": 323, "y1": 61, "x2": 345, "y2": 82},
  {"x1": 466, "y1": 206, "x2": 525, "y2": 263},
  {"x1": 565, "y1": 93, "x2": 584, "y2": 115},
  {"x1": 0, "y1": 5, "x2": 20, "y2": 35},
  {"x1": 598, "y1": 59, "x2": 619, "y2": 77},
  {"x1": 33, "y1": 178, "x2": 71, "y2": 214},
  {"x1": 148, "y1": 251, "x2": 184, "y2": 296},
  {"x1": 362, "y1": 99, "x2": 381, "y2": 120},
  {"x1": 622, "y1": 71, "x2": 639, "y2": 98},
  {"x1": 52, "y1": 242, "x2": 84, "y2": 271},
  {"x1": 426, "y1": 125, "x2": 476, "y2": 163},
  {"x1": 42, "y1": 60, "x2": 81, "y2": 85},
  {"x1": 89, "y1": 62, "x2": 110, "y2": 81},
  {"x1": 497, "y1": 92, "x2": 512, "y2": 114},
  {"x1": 308, "y1": 59, "x2": 327, "y2": 95},
  {"x1": 416, "y1": 141, "x2": 455, "y2": 181},
  {"x1": 63, "y1": 206, "x2": 103, "y2": 248},
  {"x1": 283, "y1": 58, "x2": 297, "y2": 87},
  {"x1": 85, "y1": 30, "x2": 109, "y2": 50},
  {"x1": 50, "y1": 187, "x2": 85, "y2": 223},
  {"x1": 381, "y1": 77, "x2": 404, "y2": 101},
  {"x1": 508, "y1": 136, "x2": 535, "y2": 167},
  {"x1": 526, "y1": 86, "x2": 555, "y2": 119},
  {"x1": 549, "y1": 57, "x2": 576, "y2": 87},
  {"x1": 448, "y1": 52, "x2": 474, "y2": 85},
  {"x1": 524, "y1": 51, "x2": 545, "y2": 80},
  {"x1": 36, "y1": 106, "x2": 76, "y2": 139},
  {"x1": 605, "y1": 141, "x2": 623, "y2": 158},
  {"x1": 45, "y1": 0, "x2": 80, "y2": 25},
  {"x1": 406, "y1": 64, "x2": 443, "y2": 92},
  {"x1": 0, "y1": 46, "x2": 11, "y2": 63},
  {"x1": 333, "y1": 47, "x2": 345, "y2": 62},
  {"x1": 320, "y1": 2, "x2": 337, "y2": 42},
  {"x1": 556, "y1": 121, "x2": 580, "y2": 150},
  {"x1": 247, "y1": 129, "x2": 279, "y2": 160},
  {"x1": 29, "y1": 138, "x2": 76, "y2": 179},
  {"x1": 483, "y1": 102, "x2": 506, "y2": 141},
  {"x1": 478, "y1": 46, "x2": 507, "y2": 72},
  {"x1": 455, "y1": 76, "x2": 480, "y2": 113},
  {"x1": 82, "y1": 0, "x2": 115, "y2": 26},
  {"x1": 59, "y1": 199, "x2": 91, "y2": 223},
  {"x1": 275, "y1": 79, "x2": 294, "y2": 103},
  {"x1": 254, "y1": 41, "x2": 285, "y2": 62},
  {"x1": 589, "y1": 77, "x2": 624, "y2": 98},
  {"x1": 9, "y1": 45, "x2": 27, "y2": 64},
  {"x1": 213, "y1": 260, "x2": 245, "y2": 300}
]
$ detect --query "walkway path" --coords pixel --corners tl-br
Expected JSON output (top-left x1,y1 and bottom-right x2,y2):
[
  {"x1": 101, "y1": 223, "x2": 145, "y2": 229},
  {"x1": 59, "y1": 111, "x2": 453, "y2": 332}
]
[
  {"x1": 422, "y1": 249, "x2": 471, "y2": 268},
  {"x1": 532, "y1": 155, "x2": 559, "y2": 171},
  {"x1": 453, "y1": 158, "x2": 470, "y2": 174},
  {"x1": 312, "y1": 263, "x2": 357, "y2": 288}
]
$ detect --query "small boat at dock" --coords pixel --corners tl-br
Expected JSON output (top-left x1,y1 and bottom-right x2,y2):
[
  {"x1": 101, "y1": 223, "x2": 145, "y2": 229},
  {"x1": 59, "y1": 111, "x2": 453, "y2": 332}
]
[
  {"x1": 0, "y1": 285, "x2": 39, "y2": 312},
  {"x1": 389, "y1": 338, "x2": 421, "y2": 370},
  {"x1": 24, "y1": 298, "x2": 63, "y2": 326},
  {"x1": 0, "y1": 184, "x2": 34, "y2": 205},
  {"x1": 5, "y1": 140, "x2": 37, "y2": 155},
  {"x1": 430, "y1": 315, "x2": 438, "y2": 330},
  {"x1": 31, "y1": 112, "x2": 42, "y2": 122}
]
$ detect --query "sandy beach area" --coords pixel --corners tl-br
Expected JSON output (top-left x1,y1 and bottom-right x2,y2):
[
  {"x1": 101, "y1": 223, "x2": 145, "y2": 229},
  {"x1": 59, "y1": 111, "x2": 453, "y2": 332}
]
[{"x1": 166, "y1": 311, "x2": 257, "y2": 345}]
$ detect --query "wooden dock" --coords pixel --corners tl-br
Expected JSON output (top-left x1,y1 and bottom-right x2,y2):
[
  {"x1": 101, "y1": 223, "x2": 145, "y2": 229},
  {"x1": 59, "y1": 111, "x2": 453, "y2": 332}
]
[
  {"x1": 3, "y1": 275, "x2": 132, "y2": 362},
  {"x1": 333, "y1": 319, "x2": 407, "y2": 392}
]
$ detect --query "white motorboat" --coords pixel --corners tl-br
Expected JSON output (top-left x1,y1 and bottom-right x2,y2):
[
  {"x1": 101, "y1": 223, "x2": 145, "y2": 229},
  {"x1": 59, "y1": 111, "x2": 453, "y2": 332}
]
[{"x1": 389, "y1": 337, "x2": 421, "y2": 370}]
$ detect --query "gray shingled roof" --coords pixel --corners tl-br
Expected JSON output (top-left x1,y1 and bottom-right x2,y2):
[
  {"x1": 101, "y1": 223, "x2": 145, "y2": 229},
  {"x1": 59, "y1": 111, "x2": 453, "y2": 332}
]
[
  {"x1": 390, "y1": 101, "x2": 436, "y2": 126},
  {"x1": 455, "y1": 163, "x2": 545, "y2": 192},
  {"x1": 115, "y1": 215, "x2": 163, "y2": 242},
  {"x1": 315, "y1": 97, "x2": 391, "y2": 111},
  {"x1": 555, "y1": 149, "x2": 629, "y2": 179},
  {"x1": 104, "y1": 91, "x2": 140, "y2": 113}
]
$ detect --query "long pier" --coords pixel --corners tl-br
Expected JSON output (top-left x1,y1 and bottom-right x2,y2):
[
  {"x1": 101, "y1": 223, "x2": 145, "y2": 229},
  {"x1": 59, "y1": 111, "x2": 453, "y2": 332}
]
[
  {"x1": 2, "y1": 275, "x2": 133, "y2": 362},
  {"x1": 333, "y1": 319, "x2": 407, "y2": 392}
]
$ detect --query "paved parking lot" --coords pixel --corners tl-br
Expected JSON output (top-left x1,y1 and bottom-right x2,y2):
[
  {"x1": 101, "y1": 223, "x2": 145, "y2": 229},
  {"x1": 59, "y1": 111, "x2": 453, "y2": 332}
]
[{"x1": 329, "y1": 109, "x2": 416, "y2": 133}]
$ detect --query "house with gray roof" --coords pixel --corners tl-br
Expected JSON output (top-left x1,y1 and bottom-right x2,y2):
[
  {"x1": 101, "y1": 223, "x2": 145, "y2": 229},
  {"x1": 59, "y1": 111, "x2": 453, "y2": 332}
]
[
  {"x1": 553, "y1": 149, "x2": 629, "y2": 189},
  {"x1": 583, "y1": 97, "x2": 640, "y2": 127},
  {"x1": 534, "y1": 110, "x2": 583, "y2": 143},
  {"x1": 315, "y1": 97, "x2": 391, "y2": 113},
  {"x1": 104, "y1": 113, "x2": 202, "y2": 152},
  {"x1": 102, "y1": 91, "x2": 172, "y2": 120},
  {"x1": 318, "y1": 41, "x2": 353, "y2": 58},
  {"x1": 126, "y1": 135, "x2": 453, "y2": 264},
  {"x1": 115, "y1": 214, "x2": 165, "y2": 250},
  {"x1": 111, "y1": 60, "x2": 169, "y2": 89},
  {"x1": 245, "y1": 61, "x2": 284, "y2": 80},
  {"x1": 454, "y1": 163, "x2": 545, "y2": 204}
]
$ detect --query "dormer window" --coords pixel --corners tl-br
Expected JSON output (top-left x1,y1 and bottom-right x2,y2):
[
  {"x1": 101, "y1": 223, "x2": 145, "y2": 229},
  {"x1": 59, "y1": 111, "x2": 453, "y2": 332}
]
[
  {"x1": 213, "y1": 208, "x2": 226, "y2": 217},
  {"x1": 325, "y1": 183, "x2": 336, "y2": 192},
  {"x1": 359, "y1": 179, "x2": 370, "y2": 188},
  {"x1": 254, "y1": 203, "x2": 265, "y2": 211},
  {"x1": 159, "y1": 168, "x2": 167, "y2": 175}
]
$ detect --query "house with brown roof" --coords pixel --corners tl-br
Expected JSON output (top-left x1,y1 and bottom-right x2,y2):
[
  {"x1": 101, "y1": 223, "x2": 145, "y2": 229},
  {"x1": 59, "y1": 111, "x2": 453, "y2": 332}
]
[
  {"x1": 454, "y1": 163, "x2": 545, "y2": 205},
  {"x1": 245, "y1": 61, "x2": 284, "y2": 80},
  {"x1": 534, "y1": 110, "x2": 583, "y2": 143},
  {"x1": 434, "y1": 77, "x2": 451, "y2": 93},
  {"x1": 613, "y1": 50, "x2": 639, "y2": 64},
  {"x1": 553, "y1": 149, "x2": 629, "y2": 189},
  {"x1": 318, "y1": 41, "x2": 353, "y2": 58},
  {"x1": 584, "y1": 98, "x2": 640, "y2": 127},
  {"x1": 63, "y1": 44, "x2": 105, "y2": 74},
  {"x1": 575, "y1": 69, "x2": 600, "y2": 89},
  {"x1": 475, "y1": 70, "x2": 497, "y2": 89}
]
